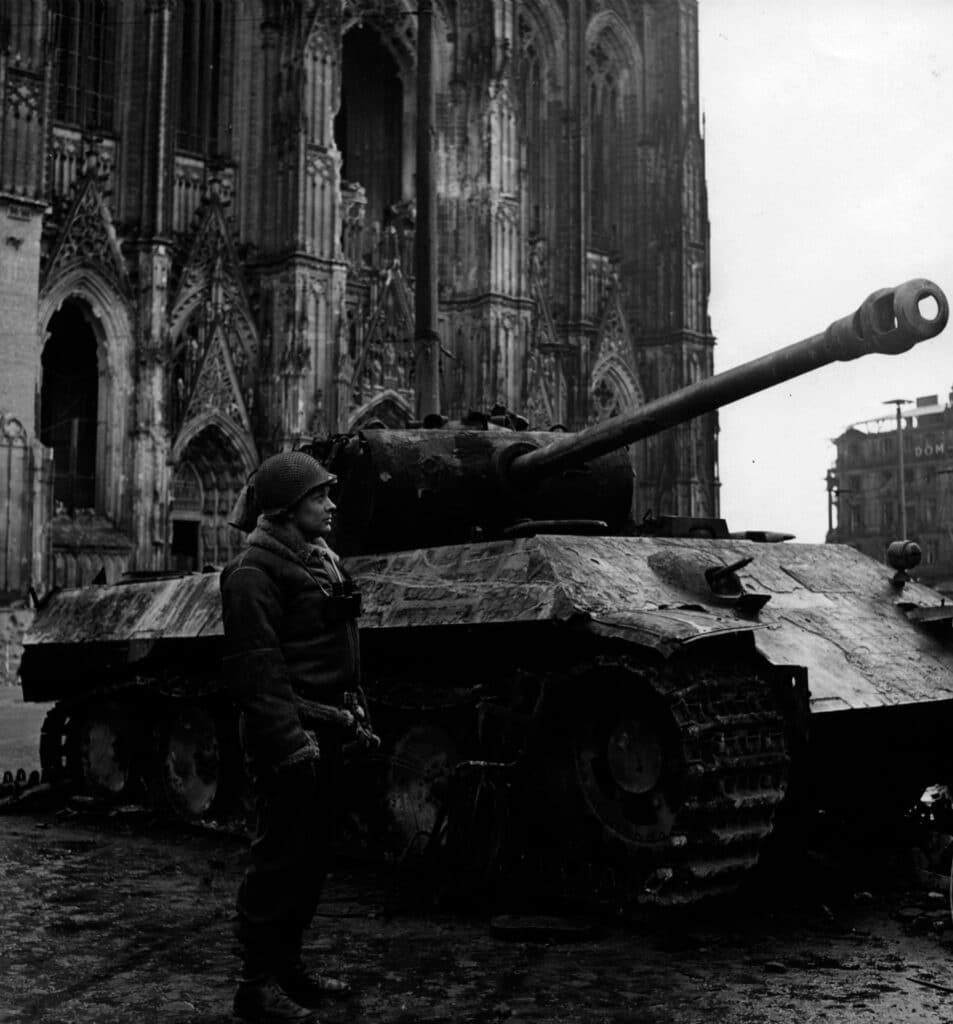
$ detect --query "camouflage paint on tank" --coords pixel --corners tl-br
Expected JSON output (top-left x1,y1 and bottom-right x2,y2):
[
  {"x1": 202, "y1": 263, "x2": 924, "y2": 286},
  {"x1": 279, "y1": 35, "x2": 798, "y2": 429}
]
[
  {"x1": 345, "y1": 535, "x2": 953, "y2": 712},
  {"x1": 22, "y1": 535, "x2": 953, "y2": 714}
]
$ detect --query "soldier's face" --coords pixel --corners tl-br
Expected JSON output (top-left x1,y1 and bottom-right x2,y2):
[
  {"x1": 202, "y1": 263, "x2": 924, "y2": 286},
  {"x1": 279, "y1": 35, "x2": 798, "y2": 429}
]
[{"x1": 292, "y1": 486, "x2": 336, "y2": 540}]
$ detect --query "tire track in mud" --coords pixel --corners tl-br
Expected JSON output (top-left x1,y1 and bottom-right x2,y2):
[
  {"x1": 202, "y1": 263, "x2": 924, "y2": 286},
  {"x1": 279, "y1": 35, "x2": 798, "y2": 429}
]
[{"x1": 3, "y1": 817, "x2": 238, "y2": 1022}]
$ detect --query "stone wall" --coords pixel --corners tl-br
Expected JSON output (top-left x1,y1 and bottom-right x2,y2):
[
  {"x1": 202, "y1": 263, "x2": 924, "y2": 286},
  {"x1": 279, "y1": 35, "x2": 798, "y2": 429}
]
[{"x1": 0, "y1": 604, "x2": 33, "y2": 688}]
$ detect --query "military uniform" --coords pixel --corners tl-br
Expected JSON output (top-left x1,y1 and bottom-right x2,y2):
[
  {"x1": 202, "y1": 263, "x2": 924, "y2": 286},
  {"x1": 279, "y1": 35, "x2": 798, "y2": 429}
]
[{"x1": 220, "y1": 451, "x2": 367, "y2": 1024}]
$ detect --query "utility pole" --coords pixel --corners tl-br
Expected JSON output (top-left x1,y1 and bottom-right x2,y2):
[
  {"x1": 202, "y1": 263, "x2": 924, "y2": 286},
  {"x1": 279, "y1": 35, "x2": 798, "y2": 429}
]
[
  {"x1": 414, "y1": 0, "x2": 440, "y2": 420},
  {"x1": 884, "y1": 398, "x2": 910, "y2": 538}
]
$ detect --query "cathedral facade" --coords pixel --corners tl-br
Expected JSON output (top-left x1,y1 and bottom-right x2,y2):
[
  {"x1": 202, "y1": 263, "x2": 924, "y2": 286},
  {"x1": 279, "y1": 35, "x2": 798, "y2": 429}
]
[{"x1": 0, "y1": 0, "x2": 716, "y2": 598}]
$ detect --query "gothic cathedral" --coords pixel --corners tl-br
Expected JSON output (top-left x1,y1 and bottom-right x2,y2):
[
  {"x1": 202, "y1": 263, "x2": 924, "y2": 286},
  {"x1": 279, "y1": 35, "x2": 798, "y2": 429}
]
[{"x1": 0, "y1": 0, "x2": 716, "y2": 595}]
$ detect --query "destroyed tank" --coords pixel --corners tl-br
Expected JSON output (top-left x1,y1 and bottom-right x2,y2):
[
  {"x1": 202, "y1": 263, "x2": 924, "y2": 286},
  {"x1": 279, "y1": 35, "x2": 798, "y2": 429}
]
[{"x1": 18, "y1": 278, "x2": 953, "y2": 907}]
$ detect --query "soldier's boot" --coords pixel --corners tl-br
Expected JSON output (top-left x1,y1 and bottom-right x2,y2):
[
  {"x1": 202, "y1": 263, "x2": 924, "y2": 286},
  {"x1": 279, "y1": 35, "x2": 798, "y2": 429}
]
[
  {"x1": 233, "y1": 975, "x2": 319, "y2": 1023},
  {"x1": 276, "y1": 959, "x2": 352, "y2": 1009}
]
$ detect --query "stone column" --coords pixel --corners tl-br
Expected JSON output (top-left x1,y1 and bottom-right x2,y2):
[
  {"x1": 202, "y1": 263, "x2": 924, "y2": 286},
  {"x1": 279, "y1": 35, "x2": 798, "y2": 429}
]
[{"x1": 131, "y1": 243, "x2": 173, "y2": 570}]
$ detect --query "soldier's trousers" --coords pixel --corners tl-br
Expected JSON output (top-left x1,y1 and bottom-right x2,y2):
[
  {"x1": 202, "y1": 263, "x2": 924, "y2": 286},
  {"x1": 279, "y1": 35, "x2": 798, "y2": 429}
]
[{"x1": 234, "y1": 730, "x2": 340, "y2": 975}]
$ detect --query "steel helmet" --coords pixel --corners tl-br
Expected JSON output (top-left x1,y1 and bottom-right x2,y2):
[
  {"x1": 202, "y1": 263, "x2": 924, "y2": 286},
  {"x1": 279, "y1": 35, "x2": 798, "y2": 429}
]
[{"x1": 252, "y1": 451, "x2": 336, "y2": 516}]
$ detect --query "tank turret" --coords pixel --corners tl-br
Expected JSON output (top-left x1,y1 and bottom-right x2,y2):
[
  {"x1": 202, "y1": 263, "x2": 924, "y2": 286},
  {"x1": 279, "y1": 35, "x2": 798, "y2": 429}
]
[{"x1": 321, "y1": 279, "x2": 948, "y2": 554}]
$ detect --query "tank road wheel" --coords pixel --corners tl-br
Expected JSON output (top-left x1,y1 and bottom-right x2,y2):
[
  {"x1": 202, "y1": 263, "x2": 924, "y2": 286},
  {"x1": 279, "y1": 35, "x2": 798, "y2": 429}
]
[
  {"x1": 542, "y1": 654, "x2": 791, "y2": 907},
  {"x1": 384, "y1": 722, "x2": 458, "y2": 861},
  {"x1": 153, "y1": 704, "x2": 224, "y2": 819},
  {"x1": 573, "y1": 684, "x2": 686, "y2": 848},
  {"x1": 67, "y1": 701, "x2": 135, "y2": 798},
  {"x1": 39, "y1": 705, "x2": 70, "y2": 784}
]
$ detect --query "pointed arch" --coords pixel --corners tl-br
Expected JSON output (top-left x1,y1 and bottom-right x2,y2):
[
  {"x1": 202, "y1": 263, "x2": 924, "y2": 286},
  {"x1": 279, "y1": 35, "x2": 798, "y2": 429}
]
[
  {"x1": 41, "y1": 175, "x2": 129, "y2": 296},
  {"x1": 348, "y1": 264, "x2": 416, "y2": 417},
  {"x1": 517, "y1": 3, "x2": 565, "y2": 246},
  {"x1": 524, "y1": 346, "x2": 563, "y2": 430},
  {"x1": 171, "y1": 408, "x2": 258, "y2": 473},
  {"x1": 586, "y1": 10, "x2": 642, "y2": 77},
  {"x1": 170, "y1": 420, "x2": 254, "y2": 569},
  {"x1": 341, "y1": 0, "x2": 418, "y2": 78},
  {"x1": 518, "y1": 0, "x2": 567, "y2": 76},
  {"x1": 168, "y1": 201, "x2": 260, "y2": 457},
  {"x1": 590, "y1": 358, "x2": 642, "y2": 423},
  {"x1": 590, "y1": 281, "x2": 644, "y2": 422},
  {"x1": 38, "y1": 266, "x2": 135, "y2": 522},
  {"x1": 585, "y1": 12, "x2": 644, "y2": 255},
  {"x1": 169, "y1": 201, "x2": 258, "y2": 357},
  {"x1": 347, "y1": 388, "x2": 414, "y2": 430}
]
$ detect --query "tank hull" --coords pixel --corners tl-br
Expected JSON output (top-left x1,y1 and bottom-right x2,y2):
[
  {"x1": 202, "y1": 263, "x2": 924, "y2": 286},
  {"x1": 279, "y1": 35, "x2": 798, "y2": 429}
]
[{"x1": 19, "y1": 534, "x2": 953, "y2": 905}]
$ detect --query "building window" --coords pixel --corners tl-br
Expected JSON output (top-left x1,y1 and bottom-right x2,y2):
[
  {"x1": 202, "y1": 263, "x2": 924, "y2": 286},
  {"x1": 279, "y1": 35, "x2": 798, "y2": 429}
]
[
  {"x1": 176, "y1": 0, "x2": 224, "y2": 154},
  {"x1": 588, "y1": 50, "x2": 622, "y2": 254},
  {"x1": 40, "y1": 300, "x2": 99, "y2": 513},
  {"x1": 50, "y1": 0, "x2": 117, "y2": 131},
  {"x1": 335, "y1": 26, "x2": 403, "y2": 225},
  {"x1": 518, "y1": 24, "x2": 545, "y2": 237}
]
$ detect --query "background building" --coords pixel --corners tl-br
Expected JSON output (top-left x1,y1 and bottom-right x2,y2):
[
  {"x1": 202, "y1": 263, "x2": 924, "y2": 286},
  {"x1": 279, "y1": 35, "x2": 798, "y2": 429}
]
[
  {"x1": 827, "y1": 393, "x2": 953, "y2": 594},
  {"x1": 0, "y1": 0, "x2": 715, "y2": 631}
]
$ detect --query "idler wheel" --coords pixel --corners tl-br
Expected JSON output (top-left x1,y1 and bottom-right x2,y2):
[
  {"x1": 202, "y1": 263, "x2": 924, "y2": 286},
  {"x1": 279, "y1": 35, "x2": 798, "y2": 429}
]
[
  {"x1": 154, "y1": 704, "x2": 223, "y2": 819},
  {"x1": 68, "y1": 700, "x2": 133, "y2": 796}
]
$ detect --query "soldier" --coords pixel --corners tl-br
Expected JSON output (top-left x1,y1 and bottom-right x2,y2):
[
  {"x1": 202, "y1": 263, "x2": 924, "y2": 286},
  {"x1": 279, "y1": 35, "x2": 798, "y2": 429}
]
[{"x1": 221, "y1": 450, "x2": 374, "y2": 1024}]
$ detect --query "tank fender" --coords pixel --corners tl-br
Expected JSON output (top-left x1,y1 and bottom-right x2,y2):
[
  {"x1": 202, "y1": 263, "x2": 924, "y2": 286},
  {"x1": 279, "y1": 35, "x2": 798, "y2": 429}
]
[
  {"x1": 899, "y1": 602, "x2": 953, "y2": 632},
  {"x1": 578, "y1": 607, "x2": 761, "y2": 658}
]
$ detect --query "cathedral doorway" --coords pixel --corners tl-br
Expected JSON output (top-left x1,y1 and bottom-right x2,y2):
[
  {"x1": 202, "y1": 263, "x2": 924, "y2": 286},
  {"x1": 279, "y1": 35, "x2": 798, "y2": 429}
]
[
  {"x1": 40, "y1": 299, "x2": 99, "y2": 514},
  {"x1": 169, "y1": 426, "x2": 248, "y2": 571},
  {"x1": 335, "y1": 24, "x2": 404, "y2": 227}
]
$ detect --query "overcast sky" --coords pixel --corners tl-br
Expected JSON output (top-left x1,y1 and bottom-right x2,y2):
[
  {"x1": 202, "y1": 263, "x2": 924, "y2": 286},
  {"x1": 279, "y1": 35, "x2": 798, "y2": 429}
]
[{"x1": 698, "y1": 0, "x2": 953, "y2": 542}]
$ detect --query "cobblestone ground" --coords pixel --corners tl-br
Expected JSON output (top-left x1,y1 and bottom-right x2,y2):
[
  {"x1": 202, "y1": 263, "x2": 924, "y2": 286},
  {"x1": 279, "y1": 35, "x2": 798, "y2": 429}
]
[{"x1": 2, "y1": 804, "x2": 953, "y2": 1024}]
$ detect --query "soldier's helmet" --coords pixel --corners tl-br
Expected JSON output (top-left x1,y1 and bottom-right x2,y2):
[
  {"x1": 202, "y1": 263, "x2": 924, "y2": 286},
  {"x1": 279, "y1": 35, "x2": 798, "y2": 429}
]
[{"x1": 253, "y1": 451, "x2": 336, "y2": 516}]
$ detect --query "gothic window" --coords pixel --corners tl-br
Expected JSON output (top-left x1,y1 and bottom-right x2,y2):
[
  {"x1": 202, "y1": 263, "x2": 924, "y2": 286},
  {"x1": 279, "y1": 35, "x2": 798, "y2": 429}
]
[
  {"x1": 40, "y1": 300, "x2": 99, "y2": 513},
  {"x1": 592, "y1": 376, "x2": 621, "y2": 420},
  {"x1": 518, "y1": 33, "x2": 544, "y2": 236},
  {"x1": 50, "y1": 0, "x2": 116, "y2": 131},
  {"x1": 588, "y1": 53, "x2": 621, "y2": 254},
  {"x1": 171, "y1": 462, "x2": 203, "y2": 514},
  {"x1": 335, "y1": 26, "x2": 403, "y2": 225},
  {"x1": 176, "y1": 0, "x2": 224, "y2": 154}
]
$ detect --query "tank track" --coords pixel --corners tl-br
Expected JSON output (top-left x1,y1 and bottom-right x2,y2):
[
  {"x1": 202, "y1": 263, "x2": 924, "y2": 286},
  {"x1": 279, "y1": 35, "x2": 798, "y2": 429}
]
[
  {"x1": 16, "y1": 645, "x2": 795, "y2": 911},
  {"x1": 29, "y1": 675, "x2": 243, "y2": 819},
  {"x1": 526, "y1": 650, "x2": 794, "y2": 909},
  {"x1": 366, "y1": 645, "x2": 796, "y2": 910}
]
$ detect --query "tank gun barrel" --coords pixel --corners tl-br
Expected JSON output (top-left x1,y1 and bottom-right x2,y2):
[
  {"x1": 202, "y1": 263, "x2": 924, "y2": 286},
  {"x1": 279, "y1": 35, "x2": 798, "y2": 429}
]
[{"x1": 506, "y1": 279, "x2": 949, "y2": 486}]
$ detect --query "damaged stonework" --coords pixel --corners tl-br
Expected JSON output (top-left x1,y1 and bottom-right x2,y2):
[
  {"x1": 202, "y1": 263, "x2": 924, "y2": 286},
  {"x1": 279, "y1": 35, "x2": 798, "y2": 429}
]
[{"x1": 0, "y1": 604, "x2": 33, "y2": 687}]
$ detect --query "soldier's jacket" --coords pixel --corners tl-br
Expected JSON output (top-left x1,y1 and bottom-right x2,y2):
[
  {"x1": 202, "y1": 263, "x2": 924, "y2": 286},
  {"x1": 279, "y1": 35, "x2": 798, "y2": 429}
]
[{"x1": 220, "y1": 518, "x2": 361, "y2": 770}]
